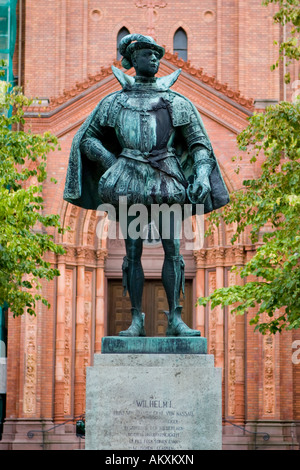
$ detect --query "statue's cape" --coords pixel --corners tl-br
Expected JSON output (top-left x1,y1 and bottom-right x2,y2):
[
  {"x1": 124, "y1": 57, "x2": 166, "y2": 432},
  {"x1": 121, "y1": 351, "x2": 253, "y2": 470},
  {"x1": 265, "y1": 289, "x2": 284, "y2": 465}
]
[
  {"x1": 63, "y1": 99, "x2": 107, "y2": 211},
  {"x1": 63, "y1": 69, "x2": 230, "y2": 214}
]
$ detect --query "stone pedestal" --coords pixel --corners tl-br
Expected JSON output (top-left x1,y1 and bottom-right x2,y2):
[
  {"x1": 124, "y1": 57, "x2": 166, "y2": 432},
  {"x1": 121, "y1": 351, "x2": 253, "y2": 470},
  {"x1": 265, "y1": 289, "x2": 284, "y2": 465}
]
[{"x1": 85, "y1": 337, "x2": 222, "y2": 450}]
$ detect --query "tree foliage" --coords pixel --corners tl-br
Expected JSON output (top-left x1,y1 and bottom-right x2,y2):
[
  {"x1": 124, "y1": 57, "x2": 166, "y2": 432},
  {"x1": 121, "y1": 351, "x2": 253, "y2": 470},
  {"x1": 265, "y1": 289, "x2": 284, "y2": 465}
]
[
  {"x1": 263, "y1": 0, "x2": 300, "y2": 82},
  {"x1": 200, "y1": 100, "x2": 300, "y2": 334},
  {"x1": 197, "y1": 1, "x2": 300, "y2": 334},
  {"x1": 0, "y1": 82, "x2": 65, "y2": 317}
]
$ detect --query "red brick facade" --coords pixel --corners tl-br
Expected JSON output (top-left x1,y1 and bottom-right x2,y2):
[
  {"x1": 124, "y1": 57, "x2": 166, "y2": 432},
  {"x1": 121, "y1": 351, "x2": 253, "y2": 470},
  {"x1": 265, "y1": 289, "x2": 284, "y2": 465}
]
[{"x1": 1, "y1": 0, "x2": 300, "y2": 450}]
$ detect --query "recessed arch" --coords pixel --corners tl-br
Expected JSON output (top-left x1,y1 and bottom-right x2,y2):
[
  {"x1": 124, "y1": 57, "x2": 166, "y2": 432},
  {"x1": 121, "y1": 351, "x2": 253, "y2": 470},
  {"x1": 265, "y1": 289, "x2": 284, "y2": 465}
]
[
  {"x1": 173, "y1": 27, "x2": 188, "y2": 61},
  {"x1": 117, "y1": 27, "x2": 130, "y2": 60}
]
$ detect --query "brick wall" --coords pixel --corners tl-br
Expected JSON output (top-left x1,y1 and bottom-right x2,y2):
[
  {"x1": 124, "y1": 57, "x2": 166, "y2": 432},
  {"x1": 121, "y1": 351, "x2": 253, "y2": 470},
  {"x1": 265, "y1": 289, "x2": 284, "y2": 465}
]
[
  {"x1": 22, "y1": 0, "x2": 282, "y2": 102},
  {"x1": 1, "y1": 0, "x2": 299, "y2": 450}
]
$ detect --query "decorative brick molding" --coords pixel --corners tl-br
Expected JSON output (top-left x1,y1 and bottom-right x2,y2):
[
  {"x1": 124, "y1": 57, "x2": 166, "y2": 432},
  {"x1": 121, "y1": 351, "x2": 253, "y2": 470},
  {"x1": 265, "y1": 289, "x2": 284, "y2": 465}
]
[
  {"x1": 26, "y1": 53, "x2": 254, "y2": 115},
  {"x1": 163, "y1": 52, "x2": 254, "y2": 111},
  {"x1": 194, "y1": 246, "x2": 247, "y2": 269}
]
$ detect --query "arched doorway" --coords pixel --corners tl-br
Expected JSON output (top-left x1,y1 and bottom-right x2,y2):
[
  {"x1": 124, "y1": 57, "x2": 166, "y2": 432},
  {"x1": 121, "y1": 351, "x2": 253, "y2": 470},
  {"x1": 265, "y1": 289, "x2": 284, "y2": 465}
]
[{"x1": 108, "y1": 278, "x2": 193, "y2": 337}]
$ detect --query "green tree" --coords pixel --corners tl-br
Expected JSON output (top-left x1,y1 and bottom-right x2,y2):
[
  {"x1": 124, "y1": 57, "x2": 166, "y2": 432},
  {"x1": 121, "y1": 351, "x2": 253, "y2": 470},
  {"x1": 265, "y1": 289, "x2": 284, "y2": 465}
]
[
  {"x1": 0, "y1": 82, "x2": 65, "y2": 317},
  {"x1": 198, "y1": 1, "x2": 300, "y2": 335},
  {"x1": 263, "y1": 0, "x2": 300, "y2": 82}
]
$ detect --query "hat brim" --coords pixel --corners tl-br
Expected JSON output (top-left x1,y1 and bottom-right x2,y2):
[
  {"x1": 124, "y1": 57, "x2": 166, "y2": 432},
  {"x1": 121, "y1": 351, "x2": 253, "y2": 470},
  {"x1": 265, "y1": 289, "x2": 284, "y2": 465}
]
[{"x1": 122, "y1": 41, "x2": 165, "y2": 69}]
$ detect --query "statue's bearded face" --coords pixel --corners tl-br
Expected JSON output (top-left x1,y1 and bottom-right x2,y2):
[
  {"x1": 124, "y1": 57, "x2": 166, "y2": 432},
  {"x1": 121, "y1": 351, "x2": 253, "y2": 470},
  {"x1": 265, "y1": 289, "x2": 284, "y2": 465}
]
[{"x1": 132, "y1": 48, "x2": 160, "y2": 77}]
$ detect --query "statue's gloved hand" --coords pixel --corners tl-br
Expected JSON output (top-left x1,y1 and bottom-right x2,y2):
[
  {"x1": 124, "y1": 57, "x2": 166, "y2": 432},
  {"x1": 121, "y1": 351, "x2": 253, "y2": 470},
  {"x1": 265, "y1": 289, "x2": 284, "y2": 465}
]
[
  {"x1": 80, "y1": 137, "x2": 117, "y2": 171},
  {"x1": 187, "y1": 175, "x2": 211, "y2": 204},
  {"x1": 187, "y1": 146, "x2": 215, "y2": 204},
  {"x1": 97, "y1": 147, "x2": 117, "y2": 171}
]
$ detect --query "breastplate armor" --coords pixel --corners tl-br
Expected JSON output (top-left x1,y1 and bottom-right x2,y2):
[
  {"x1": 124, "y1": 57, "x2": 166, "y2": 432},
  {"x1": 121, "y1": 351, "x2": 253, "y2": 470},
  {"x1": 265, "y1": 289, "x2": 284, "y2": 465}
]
[{"x1": 115, "y1": 92, "x2": 175, "y2": 153}]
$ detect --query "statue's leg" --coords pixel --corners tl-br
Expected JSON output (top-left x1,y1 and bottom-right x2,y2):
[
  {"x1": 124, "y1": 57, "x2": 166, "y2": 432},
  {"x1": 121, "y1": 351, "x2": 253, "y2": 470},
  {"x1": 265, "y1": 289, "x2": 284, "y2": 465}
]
[
  {"x1": 119, "y1": 217, "x2": 146, "y2": 337},
  {"x1": 161, "y1": 237, "x2": 182, "y2": 312},
  {"x1": 160, "y1": 216, "x2": 200, "y2": 337}
]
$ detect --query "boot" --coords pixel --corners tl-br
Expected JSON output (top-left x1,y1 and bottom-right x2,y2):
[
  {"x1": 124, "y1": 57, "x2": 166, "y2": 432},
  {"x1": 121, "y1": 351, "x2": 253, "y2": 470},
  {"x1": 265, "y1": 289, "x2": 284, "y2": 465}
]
[
  {"x1": 119, "y1": 255, "x2": 146, "y2": 337},
  {"x1": 162, "y1": 252, "x2": 200, "y2": 337},
  {"x1": 165, "y1": 306, "x2": 200, "y2": 336},
  {"x1": 119, "y1": 308, "x2": 146, "y2": 337}
]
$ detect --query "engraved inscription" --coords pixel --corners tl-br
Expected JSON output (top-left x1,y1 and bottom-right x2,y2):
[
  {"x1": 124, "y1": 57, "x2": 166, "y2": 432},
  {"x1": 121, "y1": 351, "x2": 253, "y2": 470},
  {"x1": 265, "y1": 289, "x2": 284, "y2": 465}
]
[{"x1": 110, "y1": 396, "x2": 194, "y2": 450}]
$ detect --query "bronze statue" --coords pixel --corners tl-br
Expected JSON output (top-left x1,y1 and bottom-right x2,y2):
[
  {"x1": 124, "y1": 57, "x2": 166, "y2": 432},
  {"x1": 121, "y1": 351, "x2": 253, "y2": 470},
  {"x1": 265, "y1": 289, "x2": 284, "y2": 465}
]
[{"x1": 64, "y1": 34, "x2": 229, "y2": 337}]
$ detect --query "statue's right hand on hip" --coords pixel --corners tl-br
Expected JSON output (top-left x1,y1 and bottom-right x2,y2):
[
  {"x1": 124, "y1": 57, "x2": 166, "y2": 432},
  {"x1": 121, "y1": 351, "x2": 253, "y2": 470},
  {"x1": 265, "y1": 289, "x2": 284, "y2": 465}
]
[{"x1": 81, "y1": 137, "x2": 117, "y2": 170}]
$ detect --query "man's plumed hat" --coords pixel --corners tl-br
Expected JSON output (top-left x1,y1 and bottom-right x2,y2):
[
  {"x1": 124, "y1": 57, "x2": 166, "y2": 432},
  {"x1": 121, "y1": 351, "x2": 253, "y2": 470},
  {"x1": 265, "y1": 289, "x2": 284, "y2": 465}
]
[{"x1": 119, "y1": 34, "x2": 165, "y2": 70}]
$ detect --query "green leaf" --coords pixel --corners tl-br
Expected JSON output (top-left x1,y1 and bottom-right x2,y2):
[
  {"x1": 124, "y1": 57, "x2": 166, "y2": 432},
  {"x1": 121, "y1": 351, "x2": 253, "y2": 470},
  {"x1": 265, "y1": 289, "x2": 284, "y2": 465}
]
[{"x1": 0, "y1": 84, "x2": 64, "y2": 317}]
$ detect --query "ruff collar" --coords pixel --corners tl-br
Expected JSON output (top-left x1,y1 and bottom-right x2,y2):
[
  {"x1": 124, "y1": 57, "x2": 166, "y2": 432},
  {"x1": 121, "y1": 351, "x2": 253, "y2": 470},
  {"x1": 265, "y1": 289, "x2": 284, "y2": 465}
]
[{"x1": 112, "y1": 66, "x2": 181, "y2": 92}]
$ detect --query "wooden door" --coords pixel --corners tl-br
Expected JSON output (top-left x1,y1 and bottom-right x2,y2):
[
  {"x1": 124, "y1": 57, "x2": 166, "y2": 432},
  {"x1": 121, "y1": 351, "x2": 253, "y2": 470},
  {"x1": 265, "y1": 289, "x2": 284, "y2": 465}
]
[{"x1": 108, "y1": 279, "x2": 193, "y2": 337}]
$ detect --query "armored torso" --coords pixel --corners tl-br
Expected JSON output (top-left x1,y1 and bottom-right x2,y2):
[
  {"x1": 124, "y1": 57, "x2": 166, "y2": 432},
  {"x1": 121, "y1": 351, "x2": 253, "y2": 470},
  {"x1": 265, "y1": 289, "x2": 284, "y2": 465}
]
[
  {"x1": 115, "y1": 91, "x2": 175, "y2": 153},
  {"x1": 64, "y1": 74, "x2": 230, "y2": 214},
  {"x1": 98, "y1": 82, "x2": 188, "y2": 207}
]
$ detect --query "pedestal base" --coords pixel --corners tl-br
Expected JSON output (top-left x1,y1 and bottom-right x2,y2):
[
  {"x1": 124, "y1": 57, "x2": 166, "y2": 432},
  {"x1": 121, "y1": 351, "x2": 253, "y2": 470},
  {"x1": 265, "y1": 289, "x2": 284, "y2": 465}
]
[
  {"x1": 102, "y1": 336, "x2": 207, "y2": 354},
  {"x1": 86, "y1": 337, "x2": 222, "y2": 450}
]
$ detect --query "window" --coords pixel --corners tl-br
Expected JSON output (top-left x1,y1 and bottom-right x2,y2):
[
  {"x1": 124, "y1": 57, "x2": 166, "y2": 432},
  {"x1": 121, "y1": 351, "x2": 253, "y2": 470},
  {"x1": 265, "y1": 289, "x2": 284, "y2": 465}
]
[
  {"x1": 173, "y1": 28, "x2": 187, "y2": 61},
  {"x1": 117, "y1": 27, "x2": 130, "y2": 60},
  {"x1": 0, "y1": 7, "x2": 9, "y2": 51},
  {"x1": 0, "y1": 3, "x2": 9, "y2": 80},
  {"x1": 0, "y1": 0, "x2": 17, "y2": 84}
]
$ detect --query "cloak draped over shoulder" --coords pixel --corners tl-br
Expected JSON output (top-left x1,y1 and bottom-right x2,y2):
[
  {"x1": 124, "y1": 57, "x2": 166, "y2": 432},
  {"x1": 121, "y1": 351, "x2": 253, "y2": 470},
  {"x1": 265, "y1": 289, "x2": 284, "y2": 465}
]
[{"x1": 63, "y1": 75, "x2": 230, "y2": 215}]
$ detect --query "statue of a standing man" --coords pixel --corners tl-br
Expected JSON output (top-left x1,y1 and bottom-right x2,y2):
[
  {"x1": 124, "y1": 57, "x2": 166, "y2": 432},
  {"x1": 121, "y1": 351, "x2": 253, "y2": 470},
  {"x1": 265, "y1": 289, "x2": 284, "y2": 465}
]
[{"x1": 64, "y1": 34, "x2": 229, "y2": 337}]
